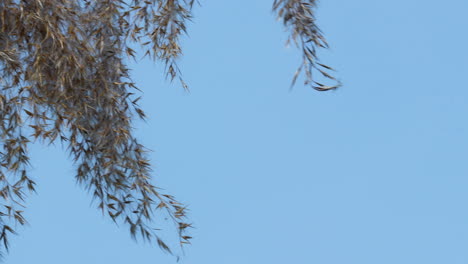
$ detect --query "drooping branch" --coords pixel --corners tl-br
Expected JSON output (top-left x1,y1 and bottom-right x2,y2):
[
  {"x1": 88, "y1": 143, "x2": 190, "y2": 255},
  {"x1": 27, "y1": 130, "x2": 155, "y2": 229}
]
[
  {"x1": 0, "y1": 0, "x2": 191, "y2": 256},
  {"x1": 273, "y1": 0, "x2": 341, "y2": 90},
  {"x1": 0, "y1": 0, "x2": 339, "y2": 258}
]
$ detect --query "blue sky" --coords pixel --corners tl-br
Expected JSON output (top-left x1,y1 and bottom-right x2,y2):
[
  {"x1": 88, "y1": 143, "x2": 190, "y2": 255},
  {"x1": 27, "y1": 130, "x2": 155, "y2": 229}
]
[{"x1": 7, "y1": 0, "x2": 468, "y2": 263}]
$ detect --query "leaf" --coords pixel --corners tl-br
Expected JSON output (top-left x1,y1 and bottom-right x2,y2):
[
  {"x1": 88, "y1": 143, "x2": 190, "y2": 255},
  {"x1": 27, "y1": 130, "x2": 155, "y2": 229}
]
[{"x1": 157, "y1": 237, "x2": 172, "y2": 254}]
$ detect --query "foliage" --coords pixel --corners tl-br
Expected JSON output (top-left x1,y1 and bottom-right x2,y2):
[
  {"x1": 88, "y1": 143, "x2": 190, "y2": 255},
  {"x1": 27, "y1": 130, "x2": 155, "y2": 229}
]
[
  {"x1": 0, "y1": 0, "x2": 337, "y2": 258},
  {"x1": 273, "y1": 0, "x2": 340, "y2": 90}
]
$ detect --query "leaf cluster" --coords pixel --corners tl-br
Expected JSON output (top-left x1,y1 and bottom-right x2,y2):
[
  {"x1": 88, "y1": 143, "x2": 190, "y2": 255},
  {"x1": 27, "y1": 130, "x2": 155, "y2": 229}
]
[
  {"x1": 0, "y1": 0, "x2": 337, "y2": 259},
  {"x1": 0, "y1": 0, "x2": 193, "y2": 257},
  {"x1": 273, "y1": 0, "x2": 340, "y2": 90}
]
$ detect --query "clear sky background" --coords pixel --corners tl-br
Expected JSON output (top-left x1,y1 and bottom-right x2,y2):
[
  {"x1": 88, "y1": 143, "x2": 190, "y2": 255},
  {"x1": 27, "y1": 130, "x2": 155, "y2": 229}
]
[{"x1": 6, "y1": 0, "x2": 468, "y2": 263}]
